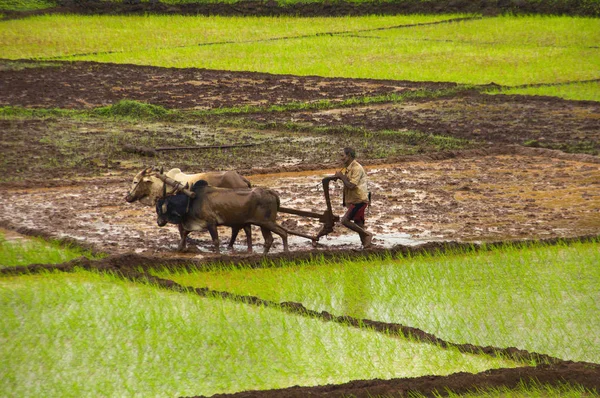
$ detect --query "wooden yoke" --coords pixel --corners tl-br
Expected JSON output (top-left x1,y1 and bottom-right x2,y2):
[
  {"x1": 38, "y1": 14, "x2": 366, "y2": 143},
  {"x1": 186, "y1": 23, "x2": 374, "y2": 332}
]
[{"x1": 153, "y1": 172, "x2": 196, "y2": 199}]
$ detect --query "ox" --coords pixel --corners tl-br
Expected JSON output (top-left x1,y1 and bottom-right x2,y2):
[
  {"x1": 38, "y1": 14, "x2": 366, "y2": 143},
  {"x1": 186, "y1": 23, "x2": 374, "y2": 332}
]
[
  {"x1": 157, "y1": 181, "x2": 288, "y2": 254},
  {"x1": 126, "y1": 167, "x2": 253, "y2": 251}
]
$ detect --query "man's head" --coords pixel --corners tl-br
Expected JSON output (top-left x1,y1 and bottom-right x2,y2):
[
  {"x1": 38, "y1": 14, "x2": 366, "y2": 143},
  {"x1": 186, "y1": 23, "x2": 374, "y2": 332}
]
[{"x1": 341, "y1": 147, "x2": 356, "y2": 167}]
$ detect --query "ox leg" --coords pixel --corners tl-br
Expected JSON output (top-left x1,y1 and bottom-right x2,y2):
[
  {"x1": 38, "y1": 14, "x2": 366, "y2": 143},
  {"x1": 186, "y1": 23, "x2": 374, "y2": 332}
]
[
  {"x1": 261, "y1": 222, "x2": 289, "y2": 253},
  {"x1": 228, "y1": 226, "x2": 240, "y2": 252},
  {"x1": 260, "y1": 228, "x2": 274, "y2": 255},
  {"x1": 207, "y1": 224, "x2": 220, "y2": 254},
  {"x1": 244, "y1": 225, "x2": 252, "y2": 253},
  {"x1": 227, "y1": 225, "x2": 252, "y2": 253},
  {"x1": 178, "y1": 224, "x2": 189, "y2": 252}
]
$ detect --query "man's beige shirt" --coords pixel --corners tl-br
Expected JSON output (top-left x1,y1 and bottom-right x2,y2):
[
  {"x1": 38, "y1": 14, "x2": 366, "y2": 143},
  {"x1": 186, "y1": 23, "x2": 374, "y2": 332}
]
[{"x1": 342, "y1": 159, "x2": 369, "y2": 205}]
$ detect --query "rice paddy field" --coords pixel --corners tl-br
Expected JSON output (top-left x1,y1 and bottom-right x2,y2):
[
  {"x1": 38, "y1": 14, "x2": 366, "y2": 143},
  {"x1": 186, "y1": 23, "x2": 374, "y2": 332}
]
[{"x1": 1, "y1": 1, "x2": 599, "y2": 397}]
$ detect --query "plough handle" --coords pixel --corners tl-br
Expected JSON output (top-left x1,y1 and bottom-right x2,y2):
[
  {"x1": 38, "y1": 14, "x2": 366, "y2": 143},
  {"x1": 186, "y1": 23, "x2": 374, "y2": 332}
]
[{"x1": 321, "y1": 176, "x2": 338, "y2": 215}]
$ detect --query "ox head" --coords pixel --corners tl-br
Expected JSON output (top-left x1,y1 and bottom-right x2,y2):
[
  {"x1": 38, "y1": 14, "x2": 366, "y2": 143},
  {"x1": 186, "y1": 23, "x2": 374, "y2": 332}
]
[
  {"x1": 156, "y1": 192, "x2": 190, "y2": 227},
  {"x1": 156, "y1": 198, "x2": 169, "y2": 227},
  {"x1": 125, "y1": 167, "x2": 161, "y2": 204}
]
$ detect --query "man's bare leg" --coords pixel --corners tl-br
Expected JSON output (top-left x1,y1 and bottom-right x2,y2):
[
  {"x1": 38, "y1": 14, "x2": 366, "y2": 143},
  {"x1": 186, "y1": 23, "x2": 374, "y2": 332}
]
[{"x1": 341, "y1": 217, "x2": 373, "y2": 248}]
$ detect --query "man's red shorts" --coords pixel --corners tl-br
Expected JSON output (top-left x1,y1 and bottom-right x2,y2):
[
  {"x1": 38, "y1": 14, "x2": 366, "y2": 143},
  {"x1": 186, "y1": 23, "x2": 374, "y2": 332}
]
[{"x1": 345, "y1": 202, "x2": 367, "y2": 223}]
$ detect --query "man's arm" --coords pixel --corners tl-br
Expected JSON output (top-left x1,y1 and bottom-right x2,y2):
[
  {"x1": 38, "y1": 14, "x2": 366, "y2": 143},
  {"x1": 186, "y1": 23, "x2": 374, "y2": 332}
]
[{"x1": 334, "y1": 171, "x2": 357, "y2": 189}]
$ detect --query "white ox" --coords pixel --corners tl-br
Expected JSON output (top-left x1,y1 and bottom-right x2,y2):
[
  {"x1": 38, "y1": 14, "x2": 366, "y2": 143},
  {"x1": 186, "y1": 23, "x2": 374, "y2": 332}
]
[
  {"x1": 125, "y1": 167, "x2": 251, "y2": 205},
  {"x1": 125, "y1": 167, "x2": 253, "y2": 251}
]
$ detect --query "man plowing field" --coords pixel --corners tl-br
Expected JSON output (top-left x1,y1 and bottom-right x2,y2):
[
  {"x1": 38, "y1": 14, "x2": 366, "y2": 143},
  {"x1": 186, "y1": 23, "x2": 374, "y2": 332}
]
[
  {"x1": 126, "y1": 154, "x2": 374, "y2": 252},
  {"x1": 331, "y1": 147, "x2": 373, "y2": 249}
]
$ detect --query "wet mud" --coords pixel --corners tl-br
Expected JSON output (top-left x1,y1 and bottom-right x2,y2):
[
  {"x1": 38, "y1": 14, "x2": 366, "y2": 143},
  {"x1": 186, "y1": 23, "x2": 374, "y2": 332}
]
[
  {"x1": 2, "y1": 147, "x2": 600, "y2": 258},
  {"x1": 1, "y1": 60, "x2": 600, "y2": 396}
]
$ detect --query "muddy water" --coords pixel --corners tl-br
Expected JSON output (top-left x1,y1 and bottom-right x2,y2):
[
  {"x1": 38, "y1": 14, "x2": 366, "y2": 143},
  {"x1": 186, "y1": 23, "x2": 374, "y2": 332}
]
[{"x1": 1, "y1": 154, "x2": 599, "y2": 259}]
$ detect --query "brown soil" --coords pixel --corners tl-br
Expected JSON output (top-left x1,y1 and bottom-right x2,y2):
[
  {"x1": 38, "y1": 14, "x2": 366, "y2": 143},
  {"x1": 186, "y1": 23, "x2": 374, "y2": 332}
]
[
  {"x1": 3, "y1": 0, "x2": 598, "y2": 20},
  {"x1": 0, "y1": 60, "x2": 456, "y2": 110},
  {"x1": 1, "y1": 60, "x2": 600, "y2": 396}
]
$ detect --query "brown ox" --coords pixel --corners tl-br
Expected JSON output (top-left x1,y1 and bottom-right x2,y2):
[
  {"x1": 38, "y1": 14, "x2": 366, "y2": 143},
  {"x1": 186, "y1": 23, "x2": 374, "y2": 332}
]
[
  {"x1": 126, "y1": 167, "x2": 253, "y2": 251},
  {"x1": 157, "y1": 180, "x2": 288, "y2": 254}
]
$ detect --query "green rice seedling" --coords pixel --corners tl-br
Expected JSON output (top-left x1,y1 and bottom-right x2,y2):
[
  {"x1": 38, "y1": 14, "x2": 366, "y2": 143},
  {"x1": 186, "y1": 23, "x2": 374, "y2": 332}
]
[
  {"x1": 488, "y1": 80, "x2": 600, "y2": 102},
  {"x1": 56, "y1": 15, "x2": 599, "y2": 88},
  {"x1": 154, "y1": 240, "x2": 600, "y2": 363},
  {"x1": 0, "y1": 270, "x2": 520, "y2": 397},
  {"x1": 0, "y1": 232, "x2": 100, "y2": 267},
  {"x1": 0, "y1": 14, "x2": 462, "y2": 59}
]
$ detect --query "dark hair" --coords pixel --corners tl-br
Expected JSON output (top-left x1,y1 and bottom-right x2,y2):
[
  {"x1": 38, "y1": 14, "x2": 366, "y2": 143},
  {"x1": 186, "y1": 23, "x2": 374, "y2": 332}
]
[{"x1": 343, "y1": 147, "x2": 356, "y2": 159}]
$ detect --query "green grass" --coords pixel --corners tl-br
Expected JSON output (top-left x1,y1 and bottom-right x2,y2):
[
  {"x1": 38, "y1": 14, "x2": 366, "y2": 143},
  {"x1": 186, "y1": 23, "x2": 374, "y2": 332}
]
[
  {"x1": 488, "y1": 81, "x2": 600, "y2": 102},
  {"x1": 0, "y1": 232, "x2": 101, "y2": 268},
  {"x1": 94, "y1": 99, "x2": 171, "y2": 119},
  {"x1": 153, "y1": 240, "x2": 600, "y2": 363},
  {"x1": 0, "y1": 14, "x2": 462, "y2": 59},
  {"x1": 0, "y1": 270, "x2": 521, "y2": 397}
]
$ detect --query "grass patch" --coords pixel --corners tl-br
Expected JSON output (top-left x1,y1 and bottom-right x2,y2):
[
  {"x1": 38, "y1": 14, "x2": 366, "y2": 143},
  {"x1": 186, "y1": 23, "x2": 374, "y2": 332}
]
[
  {"x1": 488, "y1": 80, "x2": 600, "y2": 102},
  {"x1": 0, "y1": 232, "x2": 100, "y2": 267},
  {"x1": 94, "y1": 99, "x2": 171, "y2": 120},
  {"x1": 153, "y1": 240, "x2": 600, "y2": 363},
  {"x1": 0, "y1": 270, "x2": 521, "y2": 396}
]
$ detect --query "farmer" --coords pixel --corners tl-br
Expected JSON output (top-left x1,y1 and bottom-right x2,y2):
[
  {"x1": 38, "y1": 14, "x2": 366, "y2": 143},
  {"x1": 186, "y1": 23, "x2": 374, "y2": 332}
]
[{"x1": 333, "y1": 147, "x2": 373, "y2": 249}]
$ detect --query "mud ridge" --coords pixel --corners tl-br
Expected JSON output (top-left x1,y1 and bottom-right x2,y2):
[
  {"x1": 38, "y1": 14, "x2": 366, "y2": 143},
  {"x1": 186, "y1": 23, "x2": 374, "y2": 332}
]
[
  {"x1": 3, "y1": 230, "x2": 600, "y2": 277},
  {"x1": 191, "y1": 362, "x2": 600, "y2": 398}
]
